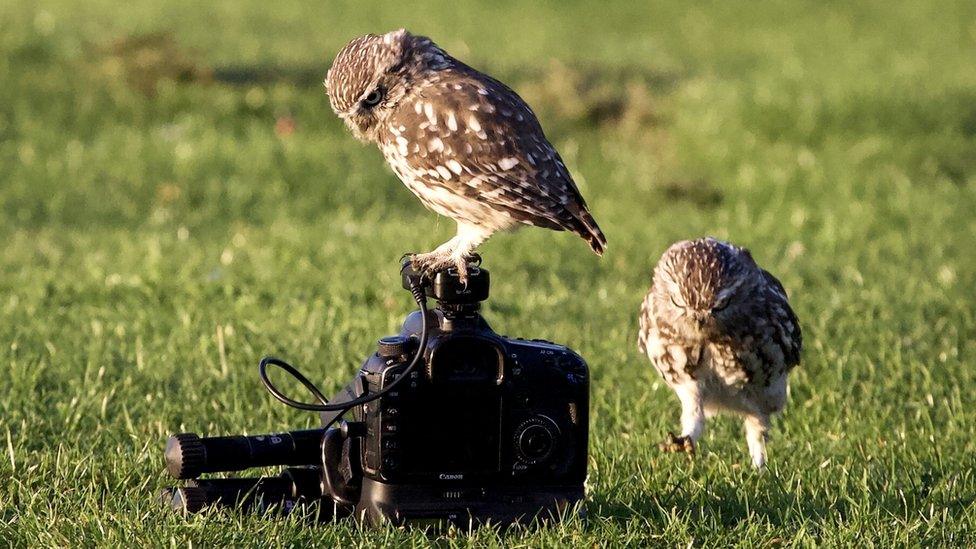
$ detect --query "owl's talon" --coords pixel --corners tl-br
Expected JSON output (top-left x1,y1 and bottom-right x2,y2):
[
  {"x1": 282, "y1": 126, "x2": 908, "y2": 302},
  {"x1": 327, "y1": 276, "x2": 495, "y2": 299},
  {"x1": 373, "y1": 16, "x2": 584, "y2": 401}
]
[
  {"x1": 659, "y1": 432, "x2": 695, "y2": 455},
  {"x1": 408, "y1": 253, "x2": 436, "y2": 274},
  {"x1": 452, "y1": 256, "x2": 470, "y2": 286},
  {"x1": 409, "y1": 250, "x2": 483, "y2": 286}
]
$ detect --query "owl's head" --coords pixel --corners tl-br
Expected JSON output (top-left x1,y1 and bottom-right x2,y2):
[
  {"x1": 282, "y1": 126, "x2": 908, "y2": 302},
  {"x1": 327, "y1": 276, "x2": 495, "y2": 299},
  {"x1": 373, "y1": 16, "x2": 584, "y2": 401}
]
[
  {"x1": 652, "y1": 238, "x2": 760, "y2": 339},
  {"x1": 325, "y1": 29, "x2": 449, "y2": 142}
]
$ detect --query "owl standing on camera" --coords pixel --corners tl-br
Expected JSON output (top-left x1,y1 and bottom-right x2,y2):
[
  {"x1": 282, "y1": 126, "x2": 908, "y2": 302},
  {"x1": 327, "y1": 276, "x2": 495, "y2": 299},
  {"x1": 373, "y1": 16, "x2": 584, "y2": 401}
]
[
  {"x1": 638, "y1": 238, "x2": 802, "y2": 468},
  {"x1": 325, "y1": 29, "x2": 606, "y2": 282}
]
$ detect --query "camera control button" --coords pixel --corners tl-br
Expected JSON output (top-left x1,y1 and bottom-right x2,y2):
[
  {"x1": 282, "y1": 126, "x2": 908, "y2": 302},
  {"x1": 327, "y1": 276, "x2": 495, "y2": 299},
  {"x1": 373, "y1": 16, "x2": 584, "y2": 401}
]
[
  {"x1": 514, "y1": 416, "x2": 560, "y2": 465},
  {"x1": 557, "y1": 354, "x2": 585, "y2": 370}
]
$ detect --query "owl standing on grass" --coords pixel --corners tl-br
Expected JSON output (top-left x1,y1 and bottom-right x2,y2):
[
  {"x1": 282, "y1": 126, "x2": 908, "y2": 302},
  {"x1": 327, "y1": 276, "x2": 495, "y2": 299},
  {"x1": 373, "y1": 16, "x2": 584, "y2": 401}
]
[
  {"x1": 638, "y1": 238, "x2": 802, "y2": 468},
  {"x1": 325, "y1": 29, "x2": 606, "y2": 282}
]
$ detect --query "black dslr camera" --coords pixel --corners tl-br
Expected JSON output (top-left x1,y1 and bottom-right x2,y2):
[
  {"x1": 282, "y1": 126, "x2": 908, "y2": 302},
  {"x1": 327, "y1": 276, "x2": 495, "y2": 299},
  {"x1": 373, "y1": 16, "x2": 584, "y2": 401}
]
[{"x1": 162, "y1": 261, "x2": 589, "y2": 527}]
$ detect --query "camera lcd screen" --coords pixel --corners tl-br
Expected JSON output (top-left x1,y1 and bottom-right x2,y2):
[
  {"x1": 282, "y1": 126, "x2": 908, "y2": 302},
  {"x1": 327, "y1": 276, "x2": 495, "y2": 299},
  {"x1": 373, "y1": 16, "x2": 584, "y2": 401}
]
[
  {"x1": 398, "y1": 336, "x2": 505, "y2": 475},
  {"x1": 398, "y1": 386, "x2": 502, "y2": 474}
]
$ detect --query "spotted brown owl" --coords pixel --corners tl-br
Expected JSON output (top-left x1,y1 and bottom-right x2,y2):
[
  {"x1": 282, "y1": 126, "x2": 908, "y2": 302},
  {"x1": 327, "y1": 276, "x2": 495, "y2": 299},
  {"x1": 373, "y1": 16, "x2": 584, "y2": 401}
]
[
  {"x1": 638, "y1": 238, "x2": 802, "y2": 467},
  {"x1": 325, "y1": 29, "x2": 606, "y2": 281}
]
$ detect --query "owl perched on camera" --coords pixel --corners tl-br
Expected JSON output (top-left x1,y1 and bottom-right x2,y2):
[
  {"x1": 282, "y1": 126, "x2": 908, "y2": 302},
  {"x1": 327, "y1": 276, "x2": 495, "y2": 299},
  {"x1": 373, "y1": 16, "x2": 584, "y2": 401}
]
[
  {"x1": 325, "y1": 29, "x2": 606, "y2": 281},
  {"x1": 637, "y1": 238, "x2": 802, "y2": 468}
]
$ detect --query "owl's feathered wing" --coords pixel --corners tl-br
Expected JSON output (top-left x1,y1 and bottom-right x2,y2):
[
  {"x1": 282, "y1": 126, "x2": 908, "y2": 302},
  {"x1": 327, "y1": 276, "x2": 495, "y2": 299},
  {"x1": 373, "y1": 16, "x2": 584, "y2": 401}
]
[
  {"x1": 707, "y1": 273, "x2": 802, "y2": 387},
  {"x1": 758, "y1": 269, "x2": 803, "y2": 371},
  {"x1": 637, "y1": 292, "x2": 654, "y2": 357},
  {"x1": 637, "y1": 291, "x2": 692, "y2": 384},
  {"x1": 380, "y1": 68, "x2": 606, "y2": 254}
]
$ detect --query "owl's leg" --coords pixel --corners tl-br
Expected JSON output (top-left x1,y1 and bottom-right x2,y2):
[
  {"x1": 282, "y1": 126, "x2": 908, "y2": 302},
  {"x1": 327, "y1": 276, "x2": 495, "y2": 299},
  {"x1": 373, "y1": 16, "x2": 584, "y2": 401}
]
[
  {"x1": 446, "y1": 223, "x2": 490, "y2": 282},
  {"x1": 411, "y1": 222, "x2": 490, "y2": 283},
  {"x1": 743, "y1": 414, "x2": 770, "y2": 468},
  {"x1": 661, "y1": 383, "x2": 704, "y2": 454}
]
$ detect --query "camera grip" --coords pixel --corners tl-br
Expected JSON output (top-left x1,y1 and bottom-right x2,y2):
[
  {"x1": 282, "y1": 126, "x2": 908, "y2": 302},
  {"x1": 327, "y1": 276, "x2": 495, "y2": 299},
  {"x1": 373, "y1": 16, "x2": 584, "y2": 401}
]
[{"x1": 321, "y1": 428, "x2": 361, "y2": 507}]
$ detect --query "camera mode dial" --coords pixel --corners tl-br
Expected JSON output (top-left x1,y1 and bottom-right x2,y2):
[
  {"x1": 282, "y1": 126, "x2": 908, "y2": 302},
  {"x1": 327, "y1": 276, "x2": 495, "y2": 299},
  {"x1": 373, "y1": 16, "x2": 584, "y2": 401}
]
[
  {"x1": 376, "y1": 336, "x2": 414, "y2": 358},
  {"x1": 514, "y1": 416, "x2": 560, "y2": 465}
]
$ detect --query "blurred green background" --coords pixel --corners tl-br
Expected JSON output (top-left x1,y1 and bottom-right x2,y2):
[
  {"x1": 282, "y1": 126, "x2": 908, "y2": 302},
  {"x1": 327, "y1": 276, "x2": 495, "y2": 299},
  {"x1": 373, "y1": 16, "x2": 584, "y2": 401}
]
[{"x1": 1, "y1": 0, "x2": 975, "y2": 545}]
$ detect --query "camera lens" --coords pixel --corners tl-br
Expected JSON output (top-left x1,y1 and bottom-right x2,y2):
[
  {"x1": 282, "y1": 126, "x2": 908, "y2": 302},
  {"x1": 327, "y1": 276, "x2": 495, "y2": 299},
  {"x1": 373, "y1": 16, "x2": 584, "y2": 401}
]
[{"x1": 514, "y1": 417, "x2": 559, "y2": 464}]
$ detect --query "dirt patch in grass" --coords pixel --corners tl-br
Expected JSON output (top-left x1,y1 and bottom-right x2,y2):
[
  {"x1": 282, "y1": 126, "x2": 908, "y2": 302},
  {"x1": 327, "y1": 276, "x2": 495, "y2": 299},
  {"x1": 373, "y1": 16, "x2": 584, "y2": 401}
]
[
  {"x1": 92, "y1": 32, "x2": 212, "y2": 96},
  {"x1": 515, "y1": 60, "x2": 677, "y2": 132}
]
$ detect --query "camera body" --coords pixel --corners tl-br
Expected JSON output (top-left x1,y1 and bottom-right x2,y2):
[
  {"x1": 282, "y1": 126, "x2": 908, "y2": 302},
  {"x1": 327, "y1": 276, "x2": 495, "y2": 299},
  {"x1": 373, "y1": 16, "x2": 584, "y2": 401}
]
[
  {"x1": 341, "y1": 265, "x2": 589, "y2": 525},
  {"x1": 162, "y1": 262, "x2": 589, "y2": 527}
]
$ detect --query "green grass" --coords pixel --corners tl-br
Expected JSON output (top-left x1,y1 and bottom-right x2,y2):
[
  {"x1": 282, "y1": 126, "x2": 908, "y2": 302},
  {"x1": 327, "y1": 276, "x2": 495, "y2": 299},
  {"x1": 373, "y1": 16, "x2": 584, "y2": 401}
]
[{"x1": 2, "y1": 0, "x2": 976, "y2": 545}]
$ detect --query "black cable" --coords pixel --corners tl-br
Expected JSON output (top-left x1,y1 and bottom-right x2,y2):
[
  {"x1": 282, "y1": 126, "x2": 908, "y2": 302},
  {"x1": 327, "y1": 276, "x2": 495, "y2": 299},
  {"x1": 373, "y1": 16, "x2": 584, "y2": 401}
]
[
  {"x1": 258, "y1": 282, "x2": 429, "y2": 413},
  {"x1": 257, "y1": 357, "x2": 331, "y2": 407}
]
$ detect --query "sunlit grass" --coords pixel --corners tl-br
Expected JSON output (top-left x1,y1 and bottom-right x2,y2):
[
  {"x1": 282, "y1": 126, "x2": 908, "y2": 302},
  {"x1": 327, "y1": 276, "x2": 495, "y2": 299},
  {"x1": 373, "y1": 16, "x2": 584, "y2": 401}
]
[{"x1": 1, "y1": 0, "x2": 975, "y2": 545}]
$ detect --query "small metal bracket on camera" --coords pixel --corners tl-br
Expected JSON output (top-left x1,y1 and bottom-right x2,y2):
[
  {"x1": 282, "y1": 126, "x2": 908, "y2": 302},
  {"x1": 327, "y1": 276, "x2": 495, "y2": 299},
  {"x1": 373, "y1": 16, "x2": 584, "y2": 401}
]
[{"x1": 399, "y1": 256, "x2": 490, "y2": 306}]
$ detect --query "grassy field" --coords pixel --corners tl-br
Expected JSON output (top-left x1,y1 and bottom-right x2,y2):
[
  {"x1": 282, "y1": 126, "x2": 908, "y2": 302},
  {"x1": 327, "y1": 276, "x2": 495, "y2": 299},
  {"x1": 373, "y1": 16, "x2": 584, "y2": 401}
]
[{"x1": 2, "y1": 0, "x2": 975, "y2": 545}]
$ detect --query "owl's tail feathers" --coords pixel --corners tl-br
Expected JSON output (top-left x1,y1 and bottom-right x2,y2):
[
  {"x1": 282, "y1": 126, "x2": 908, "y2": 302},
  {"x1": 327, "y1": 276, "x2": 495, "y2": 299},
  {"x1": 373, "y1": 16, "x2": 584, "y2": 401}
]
[{"x1": 573, "y1": 208, "x2": 607, "y2": 256}]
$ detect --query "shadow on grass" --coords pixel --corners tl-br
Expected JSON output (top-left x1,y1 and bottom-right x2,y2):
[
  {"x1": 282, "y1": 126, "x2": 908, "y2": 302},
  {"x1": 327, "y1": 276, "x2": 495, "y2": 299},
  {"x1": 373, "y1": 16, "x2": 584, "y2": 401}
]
[
  {"x1": 587, "y1": 460, "x2": 976, "y2": 532},
  {"x1": 95, "y1": 31, "x2": 683, "y2": 127},
  {"x1": 586, "y1": 477, "x2": 840, "y2": 530}
]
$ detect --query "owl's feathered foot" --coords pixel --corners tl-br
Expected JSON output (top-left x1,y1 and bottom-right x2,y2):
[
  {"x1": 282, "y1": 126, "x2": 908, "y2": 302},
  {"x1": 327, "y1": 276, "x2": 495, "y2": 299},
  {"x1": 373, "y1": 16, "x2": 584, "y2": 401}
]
[
  {"x1": 659, "y1": 431, "x2": 695, "y2": 454},
  {"x1": 410, "y1": 251, "x2": 481, "y2": 284}
]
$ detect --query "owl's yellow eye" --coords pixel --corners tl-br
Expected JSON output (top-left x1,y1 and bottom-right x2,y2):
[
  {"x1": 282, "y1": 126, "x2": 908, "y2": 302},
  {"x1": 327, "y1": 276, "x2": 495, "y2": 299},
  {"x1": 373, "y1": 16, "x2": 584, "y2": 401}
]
[{"x1": 362, "y1": 88, "x2": 384, "y2": 107}]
